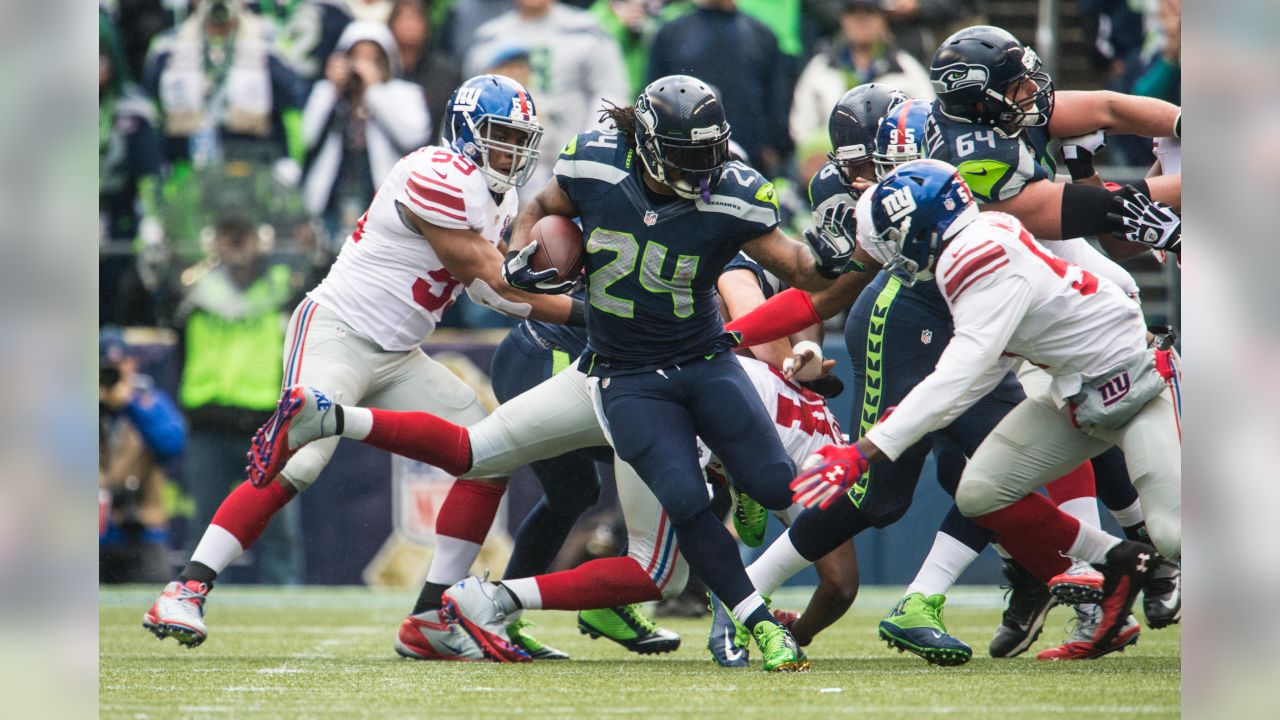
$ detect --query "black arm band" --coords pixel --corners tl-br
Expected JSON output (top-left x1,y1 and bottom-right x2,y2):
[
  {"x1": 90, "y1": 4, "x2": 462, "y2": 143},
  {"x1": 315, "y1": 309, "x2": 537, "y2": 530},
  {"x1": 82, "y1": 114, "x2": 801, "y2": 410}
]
[
  {"x1": 1060, "y1": 180, "x2": 1151, "y2": 238},
  {"x1": 1064, "y1": 154, "x2": 1096, "y2": 182},
  {"x1": 565, "y1": 298, "x2": 587, "y2": 327}
]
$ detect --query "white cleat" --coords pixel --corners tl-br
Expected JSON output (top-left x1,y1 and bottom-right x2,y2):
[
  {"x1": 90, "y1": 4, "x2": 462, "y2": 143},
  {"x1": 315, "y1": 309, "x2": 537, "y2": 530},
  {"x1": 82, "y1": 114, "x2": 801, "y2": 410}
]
[
  {"x1": 441, "y1": 577, "x2": 531, "y2": 663},
  {"x1": 246, "y1": 385, "x2": 339, "y2": 487},
  {"x1": 142, "y1": 580, "x2": 210, "y2": 647},
  {"x1": 394, "y1": 610, "x2": 487, "y2": 661}
]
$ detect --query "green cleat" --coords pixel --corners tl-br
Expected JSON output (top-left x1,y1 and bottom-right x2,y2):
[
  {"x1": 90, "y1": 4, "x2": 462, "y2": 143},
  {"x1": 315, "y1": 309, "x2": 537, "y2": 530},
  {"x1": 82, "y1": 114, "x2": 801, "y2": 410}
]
[
  {"x1": 732, "y1": 489, "x2": 768, "y2": 548},
  {"x1": 578, "y1": 604, "x2": 681, "y2": 655},
  {"x1": 753, "y1": 621, "x2": 810, "y2": 672},
  {"x1": 506, "y1": 617, "x2": 568, "y2": 660},
  {"x1": 878, "y1": 593, "x2": 973, "y2": 666}
]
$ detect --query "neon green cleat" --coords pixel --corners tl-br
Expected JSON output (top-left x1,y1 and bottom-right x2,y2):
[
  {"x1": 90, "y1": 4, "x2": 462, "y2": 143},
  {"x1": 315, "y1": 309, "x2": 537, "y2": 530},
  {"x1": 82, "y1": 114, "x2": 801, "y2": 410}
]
[
  {"x1": 506, "y1": 617, "x2": 568, "y2": 660},
  {"x1": 753, "y1": 621, "x2": 810, "y2": 672},
  {"x1": 578, "y1": 604, "x2": 681, "y2": 655},
  {"x1": 732, "y1": 489, "x2": 768, "y2": 548},
  {"x1": 877, "y1": 593, "x2": 973, "y2": 666}
]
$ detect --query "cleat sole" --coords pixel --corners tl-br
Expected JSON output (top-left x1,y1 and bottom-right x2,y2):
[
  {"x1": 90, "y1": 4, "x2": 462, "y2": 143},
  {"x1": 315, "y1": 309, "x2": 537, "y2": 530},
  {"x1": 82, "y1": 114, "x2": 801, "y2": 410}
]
[
  {"x1": 1049, "y1": 582, "x2": 1104, "y2": 605},
  {"x1": 878, "y1": 625, "x2": 972, "y2": 667}
]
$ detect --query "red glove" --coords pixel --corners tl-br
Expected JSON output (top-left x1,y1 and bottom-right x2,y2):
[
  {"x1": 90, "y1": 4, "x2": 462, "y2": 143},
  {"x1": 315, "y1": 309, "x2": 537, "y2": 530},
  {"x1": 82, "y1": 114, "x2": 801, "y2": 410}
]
[{"x1": 790, "y1": 443, "x2": 871, "y2": 510}]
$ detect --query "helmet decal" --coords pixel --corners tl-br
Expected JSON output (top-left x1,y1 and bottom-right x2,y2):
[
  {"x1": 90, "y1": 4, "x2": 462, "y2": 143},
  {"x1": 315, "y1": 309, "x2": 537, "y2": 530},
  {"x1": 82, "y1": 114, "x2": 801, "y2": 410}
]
[{"x1": 932, "y1": 63, "x2": 989, "y2": 94}]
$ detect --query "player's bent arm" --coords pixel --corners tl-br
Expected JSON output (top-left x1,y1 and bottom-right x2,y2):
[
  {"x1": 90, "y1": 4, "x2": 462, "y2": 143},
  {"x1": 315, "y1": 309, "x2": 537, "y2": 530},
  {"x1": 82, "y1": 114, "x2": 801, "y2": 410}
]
[
  {"x1": 1069, "y1": 173, "x2": 1152, "y2": 261},
  {"x1": 399, "y1": 202, "x2": 576, "y2": 323},
  {"x1": 983, "y1": 174, "x2": 1179, "y2": 240},
  {"x1": 717, "y1": 268, "x2": 799, "y2": 371},
  {"x1": 508, "y1": 177, "x2": 580, "y2": 253},
  {"x1": 1049, "y1": 90, "x2": 1180, "y2": 139},
  {"x1": 740, "y1": 228, "x2": 835, "y2": 292},
  {"x1": 809, "y1": 248, "x2": 881, "y2": 319}
]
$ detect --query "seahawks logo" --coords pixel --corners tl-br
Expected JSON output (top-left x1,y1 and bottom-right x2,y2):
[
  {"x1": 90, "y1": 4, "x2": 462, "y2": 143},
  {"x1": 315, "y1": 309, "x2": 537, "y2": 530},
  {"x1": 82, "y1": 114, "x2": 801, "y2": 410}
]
[
  {"x1": 636, "y1": 95, "x2": 658, "y2": 132},
  {"x1": 932, "y1": 63, "x2": 990, "y2": 94}
]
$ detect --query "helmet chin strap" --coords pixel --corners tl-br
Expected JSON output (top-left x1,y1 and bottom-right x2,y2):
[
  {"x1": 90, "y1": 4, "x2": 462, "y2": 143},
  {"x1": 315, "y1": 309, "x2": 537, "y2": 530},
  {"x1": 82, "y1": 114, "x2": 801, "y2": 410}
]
[{"x1": 699, "y1": 176, "x2": 711, "y2": 203}]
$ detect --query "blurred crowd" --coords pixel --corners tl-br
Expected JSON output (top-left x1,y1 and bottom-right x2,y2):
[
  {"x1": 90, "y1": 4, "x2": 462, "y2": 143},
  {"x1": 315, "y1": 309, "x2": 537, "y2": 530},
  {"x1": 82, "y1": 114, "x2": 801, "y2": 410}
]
[{"x1": 98, "y1": 0, "x2": 1181, "y2": 582}]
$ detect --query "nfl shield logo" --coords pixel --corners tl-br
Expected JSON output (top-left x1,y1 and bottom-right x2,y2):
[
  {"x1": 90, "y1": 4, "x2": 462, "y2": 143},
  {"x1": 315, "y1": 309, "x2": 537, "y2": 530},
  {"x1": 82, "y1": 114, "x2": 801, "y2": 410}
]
[
  {"x1": 921, "y1": 329, "x2": 933, "y2": 344},
  {"x1": 644, "y1": 210, "x2": 658, "y2": 226},
  {"x1": 943, "y1": 197, "x2": 956, "y2": 211}
]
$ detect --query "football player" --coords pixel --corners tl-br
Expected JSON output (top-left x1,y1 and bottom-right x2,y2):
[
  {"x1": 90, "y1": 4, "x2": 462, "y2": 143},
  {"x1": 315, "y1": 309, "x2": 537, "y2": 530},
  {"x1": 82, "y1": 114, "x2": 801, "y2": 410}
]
[
  {"x1": 792, "y1": 158, "x2": 1180, "y2": 661},
  {"x1": 142, "y1": 75, "x2": 572, "y2": 651}
]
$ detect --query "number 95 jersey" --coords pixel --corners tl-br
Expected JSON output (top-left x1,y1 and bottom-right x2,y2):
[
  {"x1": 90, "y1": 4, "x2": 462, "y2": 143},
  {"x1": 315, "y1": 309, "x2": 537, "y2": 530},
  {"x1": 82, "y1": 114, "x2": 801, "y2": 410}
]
[
  {"x1": 555, "y1": 130, "x2": 781, "y2": 376},
  {"x1": 308, "y1": 146, "x2": 517, "y2": 352}
]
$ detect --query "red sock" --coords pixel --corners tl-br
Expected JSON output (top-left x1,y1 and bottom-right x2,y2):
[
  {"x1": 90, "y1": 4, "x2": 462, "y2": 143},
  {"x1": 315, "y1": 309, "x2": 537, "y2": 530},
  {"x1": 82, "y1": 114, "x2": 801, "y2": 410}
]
[
  {"x1": 976, "y1": 494, "x2": 1078, "y2": 583},
  {"x1": 435, "y1": 479, "x2": 506, "y2": 544},
  {"x1": 1044, "y1": 462, "x2": 1096, "y2": 505},
  {"x1": 535, "y1": 557, "x2": 662, "y2": 610},
  {"x1": 211, "y1": 480, "x2": 293, "y2": 549},
  {"x1": 364, "y1": 408, "x2": 472, "y2": 476}
]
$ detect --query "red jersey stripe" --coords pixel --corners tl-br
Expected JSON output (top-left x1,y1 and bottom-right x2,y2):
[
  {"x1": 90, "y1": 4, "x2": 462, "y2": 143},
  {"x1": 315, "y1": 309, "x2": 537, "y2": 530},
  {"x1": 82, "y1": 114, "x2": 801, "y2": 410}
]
[
  {"x1": 942, "y1": 240, "x2": 995, "y2": 277},
  {"x1": 408, "y1": 179, "x2": 467, "y2": 214},
  {"x1": 950, "y1": 258, "x2": 1009, "y2": 301},
  {"x1": 409, "y1": 171, "x2": 462, "y2": 194},
  {"x1": 944, "y1": 245, "x2": 1005, "y2": 296},
  {"x1": 405, "y1": 193, "x2": 468, "y2": 223}
]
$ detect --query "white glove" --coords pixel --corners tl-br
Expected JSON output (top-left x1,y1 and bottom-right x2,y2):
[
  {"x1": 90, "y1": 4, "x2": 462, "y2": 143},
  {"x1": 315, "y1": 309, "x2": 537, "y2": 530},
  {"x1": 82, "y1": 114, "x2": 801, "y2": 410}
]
[{"x1": 1061, "y1": 129, "x2": 1106, "y2": 160}]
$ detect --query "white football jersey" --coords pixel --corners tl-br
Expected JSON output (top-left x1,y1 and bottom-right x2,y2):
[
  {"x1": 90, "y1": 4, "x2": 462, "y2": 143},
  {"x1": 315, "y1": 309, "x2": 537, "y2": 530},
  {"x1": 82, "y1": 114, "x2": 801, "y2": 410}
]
[
  {"x1": 739, "y1": 356, "x2": 846, "y2": 462},
  {"x1": 865, "y1": 212, "x2": 1148, "y2": 460},
  {"x1": 308, "y1": 146, "x2": 518, "y2": 351}
]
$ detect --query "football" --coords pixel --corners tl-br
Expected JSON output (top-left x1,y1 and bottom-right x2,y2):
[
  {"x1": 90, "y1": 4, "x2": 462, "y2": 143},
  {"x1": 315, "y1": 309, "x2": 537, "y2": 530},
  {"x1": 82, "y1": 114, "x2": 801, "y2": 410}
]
[{"x1": 529, "y1": 215, "x2": 585, "y2": 284}]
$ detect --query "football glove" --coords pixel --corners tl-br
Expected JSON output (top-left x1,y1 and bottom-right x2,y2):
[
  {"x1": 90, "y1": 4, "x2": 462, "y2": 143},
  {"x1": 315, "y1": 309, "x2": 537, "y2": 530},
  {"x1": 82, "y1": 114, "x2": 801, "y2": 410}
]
[
  {"x1": 790, "y1": 443, "x2": 870, "y2": 510},
  {"x1": 1106, "y1": 186, "x2": 1181, "y2": 253},
  {"x1": 804, "y1": 201, "x2": 863, "y2": 279},
  {"x1": 502, "y1": 241, "x2": 575, "y2": 294}
]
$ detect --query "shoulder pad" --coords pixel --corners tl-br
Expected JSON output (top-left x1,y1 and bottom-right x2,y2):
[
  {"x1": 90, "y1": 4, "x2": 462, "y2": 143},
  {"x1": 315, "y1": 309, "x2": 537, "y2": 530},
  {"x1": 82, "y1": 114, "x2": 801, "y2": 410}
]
[
  {"x1": 807, "y1": 162, "x2": 851, "y2": 212},
  {"x1": 701, "y1": 162, "x2": 780, "y2": 229},
  {"x1": 554, "y1": 131, "x2": 632, "y2": 186}
]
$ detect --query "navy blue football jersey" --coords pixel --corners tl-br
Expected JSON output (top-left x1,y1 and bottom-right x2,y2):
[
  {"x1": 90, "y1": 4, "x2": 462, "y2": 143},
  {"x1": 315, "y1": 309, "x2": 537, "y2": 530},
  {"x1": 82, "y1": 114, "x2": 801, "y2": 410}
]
[
  {"x1": 722, "y1": 252, "x2": 784, "y2": 300},
  {"x1": 555, "y1": 130, "x2": 781, "y2": 376},
  {"x1": 925, "y1": 98, "x2": 1056, "y2": 204}
]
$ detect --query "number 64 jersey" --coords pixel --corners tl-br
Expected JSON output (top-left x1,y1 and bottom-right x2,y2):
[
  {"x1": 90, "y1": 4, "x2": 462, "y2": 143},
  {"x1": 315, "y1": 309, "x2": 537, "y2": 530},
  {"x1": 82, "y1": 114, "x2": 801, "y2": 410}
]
[
  {"x1": 308, "y1": 146, "x2": 517, "y2": 352},
  {"x1": 863, "y1": 212, "x2": 1149, "y2": 461}
]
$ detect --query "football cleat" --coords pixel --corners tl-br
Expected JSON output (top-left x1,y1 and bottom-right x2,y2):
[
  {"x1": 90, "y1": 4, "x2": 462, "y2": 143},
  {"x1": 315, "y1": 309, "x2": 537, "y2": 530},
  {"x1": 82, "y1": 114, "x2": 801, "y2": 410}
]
[
  {"x1": 1142, "y1": 555, "x2": 1181, "y2": 629},
  {"x1": 142, "y1": 580, "x2": 210, "y2": 647},
  {"x1": 989, "y1": 558, "x2": 1058, "y2": 658},
  {"x1": 441, "y1": 577, "x2": 531, "y2": 662},
  {"x1": 578, "y1": 604, "x2": 681, "y2": 655},
  {"x1": 394, "y1": 610, "x2": 486, "y2": 661},
  {"x1": 246, "y1": 385, "x2": 339, "y2": 487},
  {"x1": 878, "y1": 593, "x2": 972, "y2": 666},
  {"x1": 706, "y1": 592, "x2": 749, "y2": 668},
  {"x1": 506, "y1": 617, "x2": 569, "y2": 660},
  {"x1": 1062, "y1": 541, "x2": 1158, "y2": 651},
  {"x1": 732, "y1": 489, "x2": 768, "y2": 548},
  {"x1": 1048, "y1": 558, "x2": 1106, "y2": 604},
  {"x1": 1036, "y1": 604, "x2": 1140, "y2": 660},
  {"x1": 754, "y1": 621, "x2": 811, "y2": 672}
]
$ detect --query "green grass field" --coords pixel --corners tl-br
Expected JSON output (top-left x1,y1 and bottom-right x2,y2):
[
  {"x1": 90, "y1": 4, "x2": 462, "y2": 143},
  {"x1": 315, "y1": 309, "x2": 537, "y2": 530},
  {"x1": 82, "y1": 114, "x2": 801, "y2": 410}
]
[{"x1": 101, "y1": 586, "x2": 1179, "y2": 720}]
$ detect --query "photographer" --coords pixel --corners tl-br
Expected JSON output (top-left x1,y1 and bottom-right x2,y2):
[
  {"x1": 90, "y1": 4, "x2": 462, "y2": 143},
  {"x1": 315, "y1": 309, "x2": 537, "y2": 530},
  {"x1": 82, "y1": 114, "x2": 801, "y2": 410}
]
[
  {"x1": 301, "y1": 21, "x2": 431, "y2": 245},
  {"x1": 99, "y1": 329, "x2": 187, "y2": 584}
]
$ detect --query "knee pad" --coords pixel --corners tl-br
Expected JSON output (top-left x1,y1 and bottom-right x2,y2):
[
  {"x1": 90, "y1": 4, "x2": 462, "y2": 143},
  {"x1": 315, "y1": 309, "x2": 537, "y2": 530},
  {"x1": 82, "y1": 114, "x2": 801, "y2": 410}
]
[
  {"x1": 955, "y1": 477, "x2": 1001, "y2": 518},
  {"x1": 736, "y1": 460, "x2": 794, "y2": 512},
  {"x1": 1143, "y1": 513, "x2": 1181, "y2": 561},
  {"x1": 279, "y1": 442, "x2": 334, "y2": 493}
]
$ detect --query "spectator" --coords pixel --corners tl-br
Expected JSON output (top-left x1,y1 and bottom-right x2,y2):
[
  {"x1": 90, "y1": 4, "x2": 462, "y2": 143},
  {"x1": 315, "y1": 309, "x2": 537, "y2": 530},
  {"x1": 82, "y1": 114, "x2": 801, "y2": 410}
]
[
  {"x1": 302, "y1": 21, "x2": 432, "y2": 239},
  {"x1": 109, "y1": 0, "x2": 174, "y2": 84},
  {"x1": 99, "y1": 328, "x2": 187, "y2": 584},
  {"x1": 880, "y1": 0, "x2": 984, "y2": 64},
  {"x1": 437, "y1": 0, "x2": 510, "y2": 60},
  {"x1": 100, "y1": 11, "x2": 167, "y2": 326},
  {"x1": 1132, "y1": 0, "x2": 1180, "y2": 104},
  {"x1": 176, "y1": 216, "x2": 306, "y2": 585},
  {"x1": 144, "y1": 0, "x2": 305, "y2": 173},
  {"x1": 252, "y1": 0, "x2": 355, "y2": 93},
  {"x1": 589, "y1": 0, "x2": 660, "y2": 97},
  {"x1": 388, "y1": 0, "x2": 462, "y2": 131},
  {"x1": 790, "y1": 0, "x2": 933, "y2": 144},
  {"x1": 1080, "y1": 0, "x2": 1147, "y2": 92},
  {"x1": 648, "y1": 0, "x2": 792, "y2": 177},
  {"x1": 344, "y1": 0, "x2": 396, "y2": 22},
  {"x1": 465, "y1": 0, "x2": 629, "y2": 190}
]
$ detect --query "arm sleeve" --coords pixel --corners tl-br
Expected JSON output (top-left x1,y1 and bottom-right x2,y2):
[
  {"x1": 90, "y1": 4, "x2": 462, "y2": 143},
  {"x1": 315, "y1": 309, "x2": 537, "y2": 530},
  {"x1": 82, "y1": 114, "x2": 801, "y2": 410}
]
[
  {"x1": 865, "y1": 275, "x2": 1033, "y2": 460},
  {"x1": 724, "y1": 287, "x2": 821, "y2": 346},
  {"x1": 124, "y1": 387, "x2": 187, "y2": 460}
]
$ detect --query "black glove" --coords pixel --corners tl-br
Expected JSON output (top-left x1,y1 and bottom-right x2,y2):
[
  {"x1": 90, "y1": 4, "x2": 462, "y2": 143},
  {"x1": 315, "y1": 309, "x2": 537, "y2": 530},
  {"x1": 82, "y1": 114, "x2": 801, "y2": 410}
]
[
  {"x1": 799, "y1": 373, "x2": 844, "y2": 400},
  {"x1": 804, "y1": 201, "x2": 863, "y2": 278},
  {"x1": 502, "y1": 241, "x2": 575, "y2": 294},
  {"x1": 1106, "y1": 186, "x2": 1181, "y2": 253},
  {"x1": 1060, "y1": 129, "x2": 1105, "y2": 181}
]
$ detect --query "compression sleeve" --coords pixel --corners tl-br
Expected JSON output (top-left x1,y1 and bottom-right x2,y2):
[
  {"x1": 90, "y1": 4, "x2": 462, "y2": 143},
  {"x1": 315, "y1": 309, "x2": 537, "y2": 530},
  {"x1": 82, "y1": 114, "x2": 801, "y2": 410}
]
[
  {"x1": 724, "y1": 288, "x2": 820, "y2": 347},
  {"x1": 1060, "y1": 179, "x2": 1150, "y2": 239}
]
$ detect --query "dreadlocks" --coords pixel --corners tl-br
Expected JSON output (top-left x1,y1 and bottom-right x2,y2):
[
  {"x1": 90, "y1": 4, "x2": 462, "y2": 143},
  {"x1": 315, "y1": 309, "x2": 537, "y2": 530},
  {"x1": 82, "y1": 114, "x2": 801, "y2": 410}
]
[{"x1": 598, "y1": 101, "x2": 638, "y2": 148}]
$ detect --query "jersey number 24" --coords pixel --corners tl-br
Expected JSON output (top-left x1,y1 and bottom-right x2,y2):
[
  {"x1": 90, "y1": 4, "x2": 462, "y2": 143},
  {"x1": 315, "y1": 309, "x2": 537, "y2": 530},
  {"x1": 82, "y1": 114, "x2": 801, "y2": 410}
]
[{"x1": 586, "y1": 229, "x2": 699, "y2": 319}]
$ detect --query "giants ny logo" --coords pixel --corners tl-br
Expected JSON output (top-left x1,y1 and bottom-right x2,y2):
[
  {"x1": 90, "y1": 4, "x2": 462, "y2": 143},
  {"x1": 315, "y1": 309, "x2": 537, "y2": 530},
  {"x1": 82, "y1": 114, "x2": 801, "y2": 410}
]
[
  {"x1": 453, "y1": 87, "x2": 483, "y2": 112},
  {"x1": 881, "y1": 186, "x2": 917, "y2": 222},
  {"x1": 1098, "y1": 370, "x2": 1132, "y2": 407}
]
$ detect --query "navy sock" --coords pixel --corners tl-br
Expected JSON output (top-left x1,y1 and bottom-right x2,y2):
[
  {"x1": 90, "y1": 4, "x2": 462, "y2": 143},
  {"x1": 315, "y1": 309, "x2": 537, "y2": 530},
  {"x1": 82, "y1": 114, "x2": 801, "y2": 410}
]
[
  {"x1": 412, "y1": 582, "x2": 450, "y2": 614},
  {"x1": 789, "y1": 499, "x2": 872, "y2": 562},
  {"x1": 939, "y1": 504, "x2": 995, "y2": 554},
  {"x1": 178, "y1": 561, "x2": 217, "y2": 586},
  {"x1": 670, "y1": 507, "x2": 757, "y2": 609},
  {"x1": 503, "y1": 499, "x2": 579, "y2": 579}
]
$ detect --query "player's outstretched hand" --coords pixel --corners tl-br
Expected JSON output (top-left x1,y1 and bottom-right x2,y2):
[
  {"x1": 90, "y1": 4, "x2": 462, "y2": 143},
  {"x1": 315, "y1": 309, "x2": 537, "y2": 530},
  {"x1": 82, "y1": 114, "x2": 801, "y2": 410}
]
[
  {"x1": 790, "y1": 444, "x2": 870, "y2": 510},
  {"x1": 502, "y1": 241, "x2": 576, "y2": 294},
  {"x1": 804, "y1": 201, "x2": 863, "y2": 278},
  {"x1": 782, "y1": 340, "x2": 836, "y2": 381},
  {"x1": 1106, "y1": 186, "x2": 1181, "y2": 254}
]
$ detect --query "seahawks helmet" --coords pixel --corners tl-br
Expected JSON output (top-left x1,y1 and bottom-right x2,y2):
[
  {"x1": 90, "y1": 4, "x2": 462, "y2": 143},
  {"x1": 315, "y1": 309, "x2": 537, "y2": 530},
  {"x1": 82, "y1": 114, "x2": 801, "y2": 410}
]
[
  {"x1": 873, "y1": 98, "x2": 936, "y2": 180},
  {"x1": 827, "y1": 83, "x2": 908, "y2": 190},
  {"x1": 444, "y1": 74, "x2": 543, "y2": 193},
  {"x1": 634, "y1": 75, "x2": 731, "y2": 201},
  {"x1": 929, "y1": 26, "x2": 1054, "y2": 132},
  {"x1": 869, "y1": 159, "x2": 978, "y2": 287}
]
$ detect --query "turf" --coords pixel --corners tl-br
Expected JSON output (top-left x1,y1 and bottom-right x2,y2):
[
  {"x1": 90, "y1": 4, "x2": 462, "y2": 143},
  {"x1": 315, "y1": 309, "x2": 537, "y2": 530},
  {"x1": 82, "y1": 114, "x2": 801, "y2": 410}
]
[{"x1": 101, "y1": 586, "x2": 1179, "y2": 719}]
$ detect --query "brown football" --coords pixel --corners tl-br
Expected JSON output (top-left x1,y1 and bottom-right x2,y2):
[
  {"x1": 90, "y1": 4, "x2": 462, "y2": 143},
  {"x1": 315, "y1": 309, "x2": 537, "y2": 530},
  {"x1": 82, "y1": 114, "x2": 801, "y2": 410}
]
[{"x1": 528, "y1": 215, "x2": 585, "y2": 284}]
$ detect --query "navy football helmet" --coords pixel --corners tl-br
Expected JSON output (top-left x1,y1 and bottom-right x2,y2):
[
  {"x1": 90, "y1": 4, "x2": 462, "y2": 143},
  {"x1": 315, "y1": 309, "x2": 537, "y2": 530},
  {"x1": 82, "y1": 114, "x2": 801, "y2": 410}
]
[
  {"x1": 870, "y1": 159, "x2": 979, "y2": 286},
  {"x1": 827, "y1": 83, "x2": 908, "y2": 190},
  {"x1": 634, "y1": 75, "x2": 731, "y2": 201},
  {"x1": 930, "y1": 26, "x2": 1054, "y2": 132},
  {"x1": 445, "y1": 74, "x2": 544, "y2": 193},
  {"x1": 873, "y1": 98, "x2": 936, "y2": 180}
]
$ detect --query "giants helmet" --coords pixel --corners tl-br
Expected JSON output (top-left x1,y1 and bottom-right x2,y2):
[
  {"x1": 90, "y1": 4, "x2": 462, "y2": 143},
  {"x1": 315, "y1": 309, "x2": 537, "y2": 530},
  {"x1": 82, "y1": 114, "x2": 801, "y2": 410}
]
[
  {"x1": 827, "y1": 83, "x2": 908, "y2": 190},
  {"x1": 870, "y1": 159, "x2": 978, "y2": 287},
  {"x1": 444, "y1": 75, "x2": 544, "y2": 193},
  {"x1": 929, "y1": 26, "x2": 1054, "y2": 131},
  {"x1": 634, "y1": 75, "x2": 731, "y2": 201},
  {"x1": 873, "y1": 98, "x2": 936, "y2": 180}
]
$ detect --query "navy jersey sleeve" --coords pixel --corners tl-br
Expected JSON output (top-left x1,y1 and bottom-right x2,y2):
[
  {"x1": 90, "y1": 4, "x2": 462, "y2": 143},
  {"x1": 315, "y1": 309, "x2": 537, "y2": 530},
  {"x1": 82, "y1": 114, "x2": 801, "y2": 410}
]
[
  {"x1": 807, "y1": 161, "x2": 853, "y2": 217},
  {"x1": 554, "y1": 130, "x2": 631, "y2": 210},
  {"x1": 926, "y1": 101, "x2": 1052, "y2": 204},
  {"x1": 701, "y1": 161, "x2": 781, "y2": 245},
  {"x1": 723, "y1": 252, "x2": 785, "y2": 299}
]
